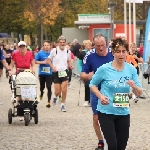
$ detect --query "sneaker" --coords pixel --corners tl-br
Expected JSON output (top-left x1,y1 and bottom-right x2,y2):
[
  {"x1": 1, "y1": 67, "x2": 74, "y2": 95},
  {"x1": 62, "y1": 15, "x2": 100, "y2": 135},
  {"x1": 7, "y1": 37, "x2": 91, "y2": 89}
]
[
  {"x1": 19, "y1": 116, "x2": 24, "y2": 121},
  {"x1": 95, "y1": 143, "x2": 104, "y2": 150},
  {"x1": 53, "y1": 97, "x2": 57, "y2": 105},
  {"x1": 61, "y1": 105, "x2": 66, "y2": 112},
  {"x1": 39, "y1": 92, "x2": 44, "y2": 100},
  {"x1": 134, "y1": 98, "x2": 138, "y2": 103},
  {"x1": 83, "y1": 101, "x2": 90, "y2": 107},
  {"x1": 46, "y1": 102, "x2": 51, "y2": 108}
]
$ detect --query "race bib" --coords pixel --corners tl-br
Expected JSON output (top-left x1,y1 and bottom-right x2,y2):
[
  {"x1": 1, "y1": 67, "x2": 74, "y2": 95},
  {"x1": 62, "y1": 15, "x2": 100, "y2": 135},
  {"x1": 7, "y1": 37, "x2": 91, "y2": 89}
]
[
  {"x1": 113, "y1": 93, "x2": 129, "y2": 108},
  {"x1": 58, "y1": 71, "x2": 67, "y2": 78},
  {"x1": 42, "y1": 67, "x2": 50, "y2": 73},
  {"x1": 21, "y1": 87, "x2": 36, "y2": 99}
]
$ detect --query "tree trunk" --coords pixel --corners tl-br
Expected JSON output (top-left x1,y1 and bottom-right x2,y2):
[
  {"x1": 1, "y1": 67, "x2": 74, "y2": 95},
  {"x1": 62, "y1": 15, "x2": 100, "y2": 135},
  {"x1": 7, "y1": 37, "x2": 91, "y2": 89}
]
[{"x1": 37, "y1": 18, "x2": 43, "y2": 48}]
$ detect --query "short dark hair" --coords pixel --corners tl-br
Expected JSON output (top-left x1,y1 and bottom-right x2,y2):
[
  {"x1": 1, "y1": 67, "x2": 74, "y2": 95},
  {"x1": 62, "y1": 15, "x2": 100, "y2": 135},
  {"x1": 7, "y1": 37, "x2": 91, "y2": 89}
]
[
  {"x1": 43, "y1": 40, "x2": 51, "y2": 45},
  {"x1": 111, "y1": 38, "x2": 129, "y2": 52}
]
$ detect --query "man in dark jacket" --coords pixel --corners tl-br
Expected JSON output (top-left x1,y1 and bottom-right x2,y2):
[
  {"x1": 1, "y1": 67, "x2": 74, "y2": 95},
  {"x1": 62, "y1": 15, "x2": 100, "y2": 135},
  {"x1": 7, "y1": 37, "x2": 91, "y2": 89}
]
[{"x1": 71, "y1": 39, "x2": 81, "y2": 58}]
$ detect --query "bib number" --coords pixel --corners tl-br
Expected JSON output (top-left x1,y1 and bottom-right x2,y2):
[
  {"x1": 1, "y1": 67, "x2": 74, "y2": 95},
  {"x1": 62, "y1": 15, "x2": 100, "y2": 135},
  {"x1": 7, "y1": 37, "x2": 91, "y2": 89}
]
[
  {"x1": 21, "y1": 87, "x2": 36, "y2": 99},
  {"x1": 42, "y1": 67, "x2": 50, "y2": 73},
  {"x1": 58, "y1": 71, "x2": 67, "y2": 78},
  {"x1": 113, "y1": 93, "x2": 129, "y2": 107}
]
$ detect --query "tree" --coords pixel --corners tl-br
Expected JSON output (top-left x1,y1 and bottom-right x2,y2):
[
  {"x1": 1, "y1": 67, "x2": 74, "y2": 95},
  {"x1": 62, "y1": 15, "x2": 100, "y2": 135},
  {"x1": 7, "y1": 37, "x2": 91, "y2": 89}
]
[
  {"x1": 0, "y1": 0, "x2": 28, "y2": 39},
  {"x1": 25, "y1": 0, "x2": 61, "y2": 47}
]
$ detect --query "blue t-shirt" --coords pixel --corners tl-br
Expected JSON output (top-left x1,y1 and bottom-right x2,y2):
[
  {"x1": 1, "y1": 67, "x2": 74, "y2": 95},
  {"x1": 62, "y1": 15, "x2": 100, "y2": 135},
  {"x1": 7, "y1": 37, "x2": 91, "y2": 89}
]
[
  {"x1": 0, "y1": 50, "x2": 5, "y2": 60},
  {"x1": 89, "y1": 62, "x2": 141, "y2": 115},
  {"x1": 35, "y1": 50, "x2": 52, "y2": 75},
  {"x1": 82, "y1": 50, "x2": 114, "y2": 73}
]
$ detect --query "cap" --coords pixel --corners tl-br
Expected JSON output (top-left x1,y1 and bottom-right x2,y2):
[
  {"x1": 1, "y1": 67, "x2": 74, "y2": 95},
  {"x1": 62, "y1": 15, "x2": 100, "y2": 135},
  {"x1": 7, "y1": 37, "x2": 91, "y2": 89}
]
[{"x1": 18, "y1": 41, "x2": 26, "y2": 47}]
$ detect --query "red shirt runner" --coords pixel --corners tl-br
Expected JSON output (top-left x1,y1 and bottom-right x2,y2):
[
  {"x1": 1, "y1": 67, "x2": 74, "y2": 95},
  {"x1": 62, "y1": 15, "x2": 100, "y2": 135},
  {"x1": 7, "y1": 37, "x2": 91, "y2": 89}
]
[{"x1": 12, "y1": 51, "x2": 33, "y2": 71}]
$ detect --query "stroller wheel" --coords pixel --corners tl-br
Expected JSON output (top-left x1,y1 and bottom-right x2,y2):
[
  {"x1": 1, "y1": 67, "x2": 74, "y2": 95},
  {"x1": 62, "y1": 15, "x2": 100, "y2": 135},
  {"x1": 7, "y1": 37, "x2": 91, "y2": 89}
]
[
  {"x1": 24, "y1": 113, "x2": 30, "y2": 126},
  {"x1": 8, "y1": 108, "x2": 12, "y2": 124},
  {"x1": 34, "y1": 109, "x2": 38, "y2": 124}
]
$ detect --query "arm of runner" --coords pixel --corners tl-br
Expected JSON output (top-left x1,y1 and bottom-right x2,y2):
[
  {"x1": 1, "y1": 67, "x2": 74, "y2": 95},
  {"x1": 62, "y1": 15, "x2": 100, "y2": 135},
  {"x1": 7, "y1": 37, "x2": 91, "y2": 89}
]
[
  {"x1": 31, "y1": 59, "x2": 35, "y2": 74},
  {"x1": 67, "y1": 60, "x2": 74, "y2": 69},
  {"x1": 1, "y1": 59, "x2": 10, "y2": 70},
  {"x1": 7, "y1": 59, "x2": 15, "y2": 76},
  {"x1": 80, "y1": 71, "x2": 94, "y2": 80},
  {"x1": 80, "y1": 53, "x2": 93, "y2": 80},
  {"x1": 47, "y1": 58, "x2": 57, "y2": 72},
  {"x1": 90, "y1": 66, "x2": 109, "y2": 105},
  {"x1": 126, "y1": 66, "x2": 142, "y2": 97},
  {"x1": 35, "y1": 52, "x2": 47, "y2": 64}
]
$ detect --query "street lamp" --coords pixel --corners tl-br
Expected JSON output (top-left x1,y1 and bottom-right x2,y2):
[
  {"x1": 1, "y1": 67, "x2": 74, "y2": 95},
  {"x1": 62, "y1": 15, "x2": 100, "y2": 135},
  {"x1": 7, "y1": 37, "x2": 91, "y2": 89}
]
[{"x1": 108, "y1": 0, "x2": 117, "y2": 39}]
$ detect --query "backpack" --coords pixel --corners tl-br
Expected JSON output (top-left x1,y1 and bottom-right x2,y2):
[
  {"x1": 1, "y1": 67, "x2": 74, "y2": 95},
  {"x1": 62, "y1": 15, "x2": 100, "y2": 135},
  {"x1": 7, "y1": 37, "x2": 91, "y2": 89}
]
[{"x1": 56, "y1": 48, "x2": 68, "y2": 55}]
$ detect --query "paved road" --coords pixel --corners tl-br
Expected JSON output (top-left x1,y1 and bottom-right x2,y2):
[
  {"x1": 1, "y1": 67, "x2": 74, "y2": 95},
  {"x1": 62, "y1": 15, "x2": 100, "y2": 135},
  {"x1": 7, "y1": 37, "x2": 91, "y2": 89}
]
[{"x1": 0, "y1": 67, "x2": 150, "y2": 150}]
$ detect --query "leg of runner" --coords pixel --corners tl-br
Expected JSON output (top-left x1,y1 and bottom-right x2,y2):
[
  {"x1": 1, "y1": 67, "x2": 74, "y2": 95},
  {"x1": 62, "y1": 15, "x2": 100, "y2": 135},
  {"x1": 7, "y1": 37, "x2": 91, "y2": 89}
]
[
  {"x1": 84, "y1": 80, "x2": 90, "y2": 107},
  {"x1": 98, "y1": 111, "x2": 129, "y2": 150},
  {"x1": 39, "y1": 75, "x2": 46, "y2": 100},
  {"x1": 0, "y1": 61, "x2": 3, "y2": 81},
  {"x1": 53, "y1": 83, "x2": 61, "y2": 105},
  {"x1": 45, "y1": 75, "x2": 53, "y2": 108},
  {"x1": 90, "y1": 92, "x2": 104, "y2": 150},
  {"x1": 68, "y1": 68, "x2": 72, "y2": 88},
  {"x1": 60, "y1": 80, "x2": 68, "y2": 112}
]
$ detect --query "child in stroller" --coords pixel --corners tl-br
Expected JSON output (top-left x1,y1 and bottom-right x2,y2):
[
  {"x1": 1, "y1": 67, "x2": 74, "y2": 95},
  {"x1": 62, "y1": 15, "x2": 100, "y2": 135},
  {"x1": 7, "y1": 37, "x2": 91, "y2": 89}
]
[{"x1": 8, "y1": 69, "x2": 39, "y2": 126}]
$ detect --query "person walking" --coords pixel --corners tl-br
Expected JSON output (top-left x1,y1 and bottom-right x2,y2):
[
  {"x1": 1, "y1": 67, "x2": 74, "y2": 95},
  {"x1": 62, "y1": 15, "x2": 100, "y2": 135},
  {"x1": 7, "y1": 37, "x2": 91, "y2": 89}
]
[
  {"x1": 78, "y1": 40, "x2": 92, "y2": 107},
  {"x1": 90, "y1": 37, "x2": 142, "y2": 150}
]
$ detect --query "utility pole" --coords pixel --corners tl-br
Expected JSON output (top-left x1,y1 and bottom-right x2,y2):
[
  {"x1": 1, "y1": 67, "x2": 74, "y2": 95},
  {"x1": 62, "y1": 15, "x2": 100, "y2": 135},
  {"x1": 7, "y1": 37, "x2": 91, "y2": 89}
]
[{"x1": 108, "y1": 0, "x2": 116, "y2": 39}]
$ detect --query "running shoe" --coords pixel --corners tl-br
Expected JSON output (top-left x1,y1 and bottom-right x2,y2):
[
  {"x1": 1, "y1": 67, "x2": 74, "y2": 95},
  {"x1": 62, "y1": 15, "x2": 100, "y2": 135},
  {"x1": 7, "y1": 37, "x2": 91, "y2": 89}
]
[
  {"x1": 83, "y1": 101, "x2": 90, "y2": 107},
  {"x1": 39, "y1": 92, "x2": 44, "y2": 100},
  {"x1": 53, "y1": 97, "x2": 57, "y2": 105},
  {"x1": 61, "y1": 105, "x2": 66, "y2": 112},
  {"x1": 95, "y1": 143, "x2": 104, "y2": 150},
  {"x1": 46, "y1": 102, "x2": 51, "y2": 108},
  {"x1": 19, "y1": 116, "x2": 24, "y2": 121}
]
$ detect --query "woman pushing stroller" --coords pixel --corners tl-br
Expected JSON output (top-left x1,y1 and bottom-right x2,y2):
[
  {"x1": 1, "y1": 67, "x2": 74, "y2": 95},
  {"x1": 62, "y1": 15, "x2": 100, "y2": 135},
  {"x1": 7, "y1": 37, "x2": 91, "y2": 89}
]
[
  {"x1": 7, "y1": 41, "x2": 37, "y2": 124},
  {"x1": 8, "y1": 41, "x2": 35, "y2": 77}
]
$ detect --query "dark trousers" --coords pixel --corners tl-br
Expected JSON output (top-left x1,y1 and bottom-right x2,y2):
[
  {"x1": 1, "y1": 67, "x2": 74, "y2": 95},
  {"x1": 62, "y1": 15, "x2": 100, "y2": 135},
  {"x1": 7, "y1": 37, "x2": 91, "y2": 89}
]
[
  {"x1": 39, "y1": 75, "x2": 53, "y2": 102},
  {"x1": 68, "y1": 68, "x2": 72, "y2": 83},
  {"x1": 98, "y1": 111, "x2": 130, "y2": 150},
  {"x1": 84, "y1": 80, "x2": 90, "y2": 103}
]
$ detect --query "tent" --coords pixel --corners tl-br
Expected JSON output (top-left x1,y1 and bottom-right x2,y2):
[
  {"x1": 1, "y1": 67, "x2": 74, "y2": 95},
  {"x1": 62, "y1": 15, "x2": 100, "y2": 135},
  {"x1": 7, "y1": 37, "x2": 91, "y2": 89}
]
[{"x1": 0, "y1": 33, "x2": 10, "y2": 38}]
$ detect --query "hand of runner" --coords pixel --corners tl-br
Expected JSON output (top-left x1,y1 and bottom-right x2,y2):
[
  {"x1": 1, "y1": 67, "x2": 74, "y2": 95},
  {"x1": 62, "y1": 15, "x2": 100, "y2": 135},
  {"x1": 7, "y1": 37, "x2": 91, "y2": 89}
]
[
  {"x1": 43, "y1": 59, "x2": 48, "y2": 64},
  {"x1": 126, "y1": 80, "x2": 136, "y2": 88},
  {"x1": 52, "y1": 66, "x2": 57, "y2": 72},
  {"x1": 99, "y1": 94, "x2": 109, "y2": 105},
  {"x1": 8, "y1": 70, "x2": 13, "y2": 76},
  {"x1": 69, "y1": 65, "x2": 74, "y2": 69},
  {"x1": 87, "y1": 71, "x2": 94, "y2": 80}
]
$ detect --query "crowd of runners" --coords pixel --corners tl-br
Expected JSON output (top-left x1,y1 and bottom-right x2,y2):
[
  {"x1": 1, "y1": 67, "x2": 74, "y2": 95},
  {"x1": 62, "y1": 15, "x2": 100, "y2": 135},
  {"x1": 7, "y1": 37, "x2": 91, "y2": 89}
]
[{"x1": 0, "y1": 34, "x2": 146, "y2": 150}]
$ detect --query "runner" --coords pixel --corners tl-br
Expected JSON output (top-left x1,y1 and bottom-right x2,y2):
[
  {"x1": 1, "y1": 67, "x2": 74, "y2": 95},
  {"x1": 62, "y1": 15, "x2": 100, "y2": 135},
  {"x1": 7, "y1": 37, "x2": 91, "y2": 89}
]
[
  {"x1": 35, "y1": 40, "x2": 53, "y2": 108},
  {"x1": 90, "y1": 37, "x2": 142, "y2": 150},
  {"x1": 0, "y1": 48, "x2": 10, "y2": 79},
  {"x1": 3, "y1": 45, "x2": 13, "y2": 78},
  {"x1": 47, "y1": 35, "x2": 73, "y2": 112},
  {"x1": 80, "y1": 33, "x2": 114, "y2": 150}
]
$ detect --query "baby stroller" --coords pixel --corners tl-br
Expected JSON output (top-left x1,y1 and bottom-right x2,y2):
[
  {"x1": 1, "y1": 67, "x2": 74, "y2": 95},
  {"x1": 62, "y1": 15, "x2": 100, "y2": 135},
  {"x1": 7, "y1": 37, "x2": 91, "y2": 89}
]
[{"x1": 8, "y1": 70, "x2": 39, "y2": 126}]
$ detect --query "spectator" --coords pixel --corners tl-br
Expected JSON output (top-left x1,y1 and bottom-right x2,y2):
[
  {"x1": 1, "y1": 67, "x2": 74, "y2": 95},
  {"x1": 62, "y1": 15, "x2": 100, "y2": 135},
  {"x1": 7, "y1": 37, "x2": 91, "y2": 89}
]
[{"x1": 71, "y1": 39, "x2": 81, "y2": 58}]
